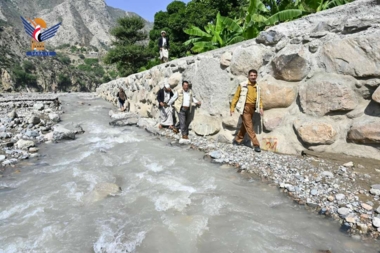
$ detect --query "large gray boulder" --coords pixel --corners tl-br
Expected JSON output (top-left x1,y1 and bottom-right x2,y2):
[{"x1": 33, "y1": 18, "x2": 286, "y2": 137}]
[
  {"x1": 321, "y1": 35, "x2": 380, "y2": 78},
  {"x1": 52, "y1": 125, "x2": 76, "y2": 140},
  {"x1": 347, "y1": 117, "x2": 380, "y2": 144},
  {"x1": 299, "y1": 72, "x2": 358, "y2": 116},
  {"x1": 16, "y1": 139, "x2": 35, "y2": 150},
  {"x1": 230, "y1": 45, "x2": 269, "y2": 76},
  {"x1": 294, "y1": 119, "x2": 337, "y2": 145},
  {"x1": 191, "y1": 113, "x2": 221, "y2": 136},
  {"x1": 271, "y1": 44, "x2": 310, "y2": 81}
]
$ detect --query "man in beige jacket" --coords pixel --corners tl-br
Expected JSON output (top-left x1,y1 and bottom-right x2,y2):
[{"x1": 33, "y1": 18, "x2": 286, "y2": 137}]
[
  {"x1": 168, "y1": 81, "x2": 201, "y2": 140},
  {"x1": 230, "y1": 69, "x2": 263, "y2": 152}
]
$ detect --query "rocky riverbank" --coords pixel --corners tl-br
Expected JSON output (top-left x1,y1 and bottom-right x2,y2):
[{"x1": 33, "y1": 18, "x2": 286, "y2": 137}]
[
  {"x1": 0, "y1": 93, "x2": 85, "y2": 178},
  {"x1": 108, "y1": 110, "x2": 380, "y2": 241}
]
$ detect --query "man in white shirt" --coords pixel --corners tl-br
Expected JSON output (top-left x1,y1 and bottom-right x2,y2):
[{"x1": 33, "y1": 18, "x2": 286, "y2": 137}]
[
  {"x1": 168, "y1": 81, "x2": 201, "y2": 140},
  {"x1": 158, "y1": 31, "x2": 170, "y2": 63}
]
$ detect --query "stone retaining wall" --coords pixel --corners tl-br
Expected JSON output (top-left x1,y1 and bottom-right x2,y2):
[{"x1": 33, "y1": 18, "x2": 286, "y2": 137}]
[{"x1": 97, "y1": 0, "x2": 380, "y2": 160}]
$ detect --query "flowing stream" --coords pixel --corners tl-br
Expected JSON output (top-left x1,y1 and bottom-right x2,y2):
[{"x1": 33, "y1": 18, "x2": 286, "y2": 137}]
[{"x1": 0, "y1": 94, "x2": 379, "y2": 253}]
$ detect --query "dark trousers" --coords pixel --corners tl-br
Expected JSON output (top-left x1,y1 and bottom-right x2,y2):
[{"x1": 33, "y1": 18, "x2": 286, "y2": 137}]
[{"x1": 176, "y1": 107, "x2": 191, "y2": 136}]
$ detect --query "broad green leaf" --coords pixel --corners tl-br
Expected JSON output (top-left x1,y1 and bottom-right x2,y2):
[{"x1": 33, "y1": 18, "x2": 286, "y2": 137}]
[
  {"x1": 215, "y1": 12, "x2": 223, "y2": 34},
  {"x1": 184, "y1": 26, "x2": 212, "y2": 37},
  {"x1": 220, "y1": 16, "x2": 243, "y2": 33},
  {"x1": 265, "y1": 9, "x2": 303, "y2": 25},
  {"x1": 227, "y1": 36, "x2": 245, "y2": 45},
  {"x1": 252, "y1": 14, "x2": 268, "y2": 23},
  {"x1": 184, "y1": 37, "x2": 202, "y2": 46}
]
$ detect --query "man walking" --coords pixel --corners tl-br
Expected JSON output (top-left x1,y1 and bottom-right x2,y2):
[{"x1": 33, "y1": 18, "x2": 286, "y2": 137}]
[
  {"x1": 116, "y1": 87, "x2": 128, "y2": 112},
  {"x1": 158, "y1": 30, "x2": 170, "y2": 63},
  {"x1": 230, "y1": 69, "x2": 263, "y2": 152},
  {"x1": 168, "y1": 81, "x2": 201, "y2": 140},
  {"x1": 157, "y1": 83, "x2": 175, "y2": 129}
]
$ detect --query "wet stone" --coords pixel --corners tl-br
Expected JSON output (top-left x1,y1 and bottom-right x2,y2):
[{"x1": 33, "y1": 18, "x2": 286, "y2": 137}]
[
  {"x1": 338, "y1": 207, "x2": 351, "y2": 218},
  {"x1": 361, "y1": 203, "x2": 372, "y2": 211}
]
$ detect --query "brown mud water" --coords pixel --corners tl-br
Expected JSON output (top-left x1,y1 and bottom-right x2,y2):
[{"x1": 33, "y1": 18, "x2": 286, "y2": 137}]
[{"x1": 0, "y1": 94, "x2": 379, "y2": 252}]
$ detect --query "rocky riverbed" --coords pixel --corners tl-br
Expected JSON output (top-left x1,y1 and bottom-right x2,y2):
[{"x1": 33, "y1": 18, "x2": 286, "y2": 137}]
[
  {"x1": 108, "y1": 110, "x2": 380, "y2": 241},
  {"x1": 0, "y1": 93, "x2": 86, "y2": 178}
]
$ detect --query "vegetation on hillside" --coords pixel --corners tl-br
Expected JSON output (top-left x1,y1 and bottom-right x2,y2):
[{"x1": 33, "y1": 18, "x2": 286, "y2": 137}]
[
  {"x1": 104, "y1": 16, "x2": 151, "y2": 76},
  {"x1": 102, "y1": 0, "x2": 351, "y2": 73}
]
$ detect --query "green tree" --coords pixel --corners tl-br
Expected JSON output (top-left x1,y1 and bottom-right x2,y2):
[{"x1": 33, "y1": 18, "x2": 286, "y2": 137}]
[
  {"x1": 149, "y1": 0, "x2": 246, "y2": 59},
  {"x1": 58, "y1": 73, "x2": 71, "y2": 89},
  {"x1": 12, "y1": 66, "x2": 37, "y2": 88},
  {"x1": 23, "y1": 60, "x2": 35, "y2": 72},
  {"x1": 104, "y1": 16, "x2": 150, "y2": 76},
  {"x1": 184, "y1": 0, "x2": 304, "y2": 52},
  {"x1": 184, "y1": 12, "x2": 244, "y2": 53}
]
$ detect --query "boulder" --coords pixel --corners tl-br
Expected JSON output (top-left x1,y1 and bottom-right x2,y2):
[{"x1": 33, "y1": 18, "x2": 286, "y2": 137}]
[
  {"x1": 33, "y1": 103, "x2": 44, "y2": 111},
  {"x1": 299, "y1": 72, "x2": 358, "y2": 116},
  {"x1": 16, "y1": 139, "x2": 35, "y2": 150},
  {"x1": 222, "y1": 112, "x2": 240, "y2": 130},
  {"x1": 230, "y1": 45, "x2": 268, "y2": 76},
  {"x1": 28, "y1": 115, "x2": 41, "y2": 125},
  {"x1": 8, "y1": 109, "x2": 18, "y2": 119},
  {"x1": 168, "y1": 73, "x2": 182, "y2": 89},
  {"x1": 110, "y1": 112, "x2": 136, "y2": 120},
  {"x1": 271, "y1": 44, "x2": 310, "y2": 81},
  {"x1": 256, "y1": 30, "x2": 284, "y2": 46},
  {"x1": 191, "y1": 113, "x2": 221, "y2": 136},
  {"x1": 216, "y1": 129, "x2": 235, "y2": 144},
  {"x1": 294, "y1": 119, "x2": 337, "y2": 145},
  {"x1": 82, "y1": 182, "x2": 121, "y2": 205},
  {"x1": 347, "y1": 117, "x2": 380, "y2": 144},
  {"x1": 220, "y1": 51, "x2": 232, "y2": 67},
  {"x1": 372, "y1": 86, "x2": 380, "y2": 104},
  {"x1": 1, "y1": 68, "x2": 13, "y2": 92},
  {"x1": 109, "y1": 117, "x2": 139, "y2": 127},
  {"x1": 320, "y1": 35, "x2": 380, "y2": 78},
  {"x1": 52, "y1": 125, "x2": 76, "y2": 140},
  {"x1": 48, "y1": 113, "x2": 60, "y2": 123},
  {"x1": 137, "y1": 89, "x2": 147, "y2": 103},
  {"x1": 188, "y1": 58, "x2": 232, "y2": 114},
  {"x1": 259, "y1": 75, "x2": 297, "y2": 109},
  {"x1": 373, "y1": 217, "x2": 380, "y2": 228},
  {"x1": 263, "y1": 109, "x2": 286, "y2": 132},
  {"x1": 309, "y1": 40, "x2": 321, "y2": 53},
  {"x1": 137, "y1": 118, "x2": 157, "y2": 128}
]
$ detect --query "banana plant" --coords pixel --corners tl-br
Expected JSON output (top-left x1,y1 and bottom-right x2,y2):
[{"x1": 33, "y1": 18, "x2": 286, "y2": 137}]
[
  {"x1": 184, "y1": 12, "x2": 245, "y2": 53},
  {"x1": 295, "y1": 0, "x2": 353, "y2": 13}
]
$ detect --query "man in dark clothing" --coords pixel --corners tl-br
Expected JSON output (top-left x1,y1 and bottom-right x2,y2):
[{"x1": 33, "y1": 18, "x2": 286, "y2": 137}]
[
  {"x1": 158, "y1": 30, "x2": 170, "y2": 63},
  {"x1": 157, "y1": 83, "x2": 175, "y2": 129},
  {"x1": 117, "y1": 87, "x2": 128, "y2": 111}
]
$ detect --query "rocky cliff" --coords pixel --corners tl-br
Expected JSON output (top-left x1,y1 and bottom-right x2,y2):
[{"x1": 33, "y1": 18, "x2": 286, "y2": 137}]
[
  {"x1": 97, "y1": 0, "x2": 380, "y2": 160},
  {"x1": 0, "y1": 0, "x2": 152, "y2": 93},
  {"x1": 0, "y1": 0, "x2": 152, "y2": 48}
]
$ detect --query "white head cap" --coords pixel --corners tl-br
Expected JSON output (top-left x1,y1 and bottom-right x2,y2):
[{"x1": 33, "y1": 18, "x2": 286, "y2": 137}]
[
  {"x1": 161, "y1": 30, "x2": 166, "y2": 34},
  {"x1": 164, "y1": 83, "x2": 170, "y2": 89}
]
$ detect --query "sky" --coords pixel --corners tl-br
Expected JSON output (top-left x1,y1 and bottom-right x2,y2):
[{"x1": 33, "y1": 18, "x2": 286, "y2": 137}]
[{"x1": 105, "y1": 0, "x2": 191, "y2": 22}]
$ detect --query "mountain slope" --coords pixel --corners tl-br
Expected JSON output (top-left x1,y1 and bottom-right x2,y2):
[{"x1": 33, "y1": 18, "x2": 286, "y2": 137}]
[
  {"x1": 0, "y1": 0, "x2": 152, "y2": 49},
  {"x1": 0, "y1": 0, "x2": 152, "y2": 93}
]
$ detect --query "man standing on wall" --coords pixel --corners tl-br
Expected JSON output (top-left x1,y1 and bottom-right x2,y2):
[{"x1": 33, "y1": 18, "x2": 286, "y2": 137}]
[
  {"x1": 230, "y1": 69, "x2": 264, "y2": 153},
  {"x1": 168, "y1": 81, "x2": 201, "y2": 140},
  {"x1": 158, "y1": 30, "x2": 170, "y2": 63}
]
